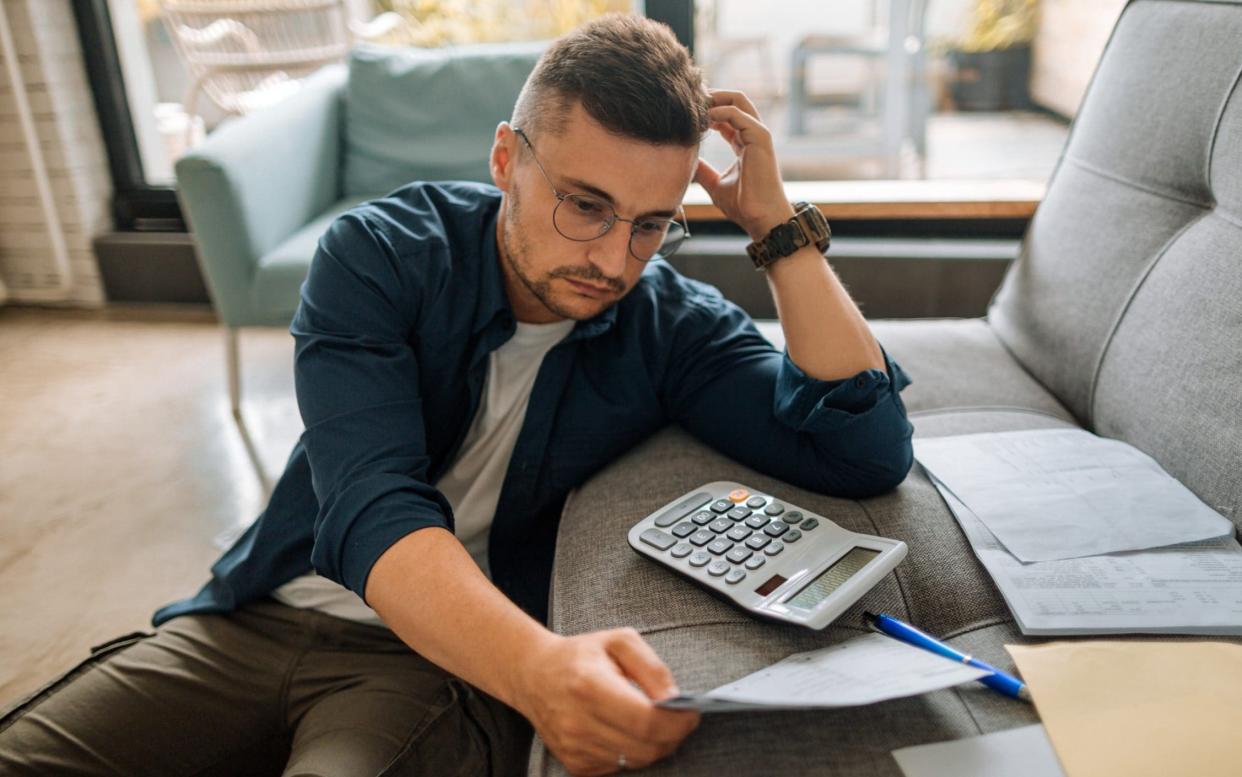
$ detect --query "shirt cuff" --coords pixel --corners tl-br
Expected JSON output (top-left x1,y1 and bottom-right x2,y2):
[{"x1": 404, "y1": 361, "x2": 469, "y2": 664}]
[{"x1": 773, "y1": 346, "x2": 911, "y2": 430}]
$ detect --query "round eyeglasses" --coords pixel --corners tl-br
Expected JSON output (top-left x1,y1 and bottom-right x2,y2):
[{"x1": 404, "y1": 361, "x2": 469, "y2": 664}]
[{"x1": 513, "y1": 128, "x2": 690, "y2": 262}]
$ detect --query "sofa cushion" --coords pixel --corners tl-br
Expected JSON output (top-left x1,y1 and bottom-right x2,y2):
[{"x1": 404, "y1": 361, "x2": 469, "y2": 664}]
[
  {"x1": 342, "y1": 42, "x2": 544, "y2": 198},
  {"x1": 534, "y1": 410, "x2": 1069, "y2": 777},
  {"x1": 988, "y1": 0, "x2": 1242, "y2": 530},
  {"x1": 252, "y1": 195, "x2": 375, "y2": 324}
]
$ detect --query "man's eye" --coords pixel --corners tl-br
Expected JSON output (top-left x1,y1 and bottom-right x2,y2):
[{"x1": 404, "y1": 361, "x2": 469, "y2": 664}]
[
  {"x1": 572, "y1": 198, "x2": 605, "y2": 215},
  {"x1": 637, "y1": 221, "x2": 667, "y2": 235}
]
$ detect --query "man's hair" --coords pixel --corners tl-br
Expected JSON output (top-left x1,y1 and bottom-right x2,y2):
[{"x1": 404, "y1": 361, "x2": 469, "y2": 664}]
[{"x1": 511, "y1": 13, "x2": 710, "y2": 146}]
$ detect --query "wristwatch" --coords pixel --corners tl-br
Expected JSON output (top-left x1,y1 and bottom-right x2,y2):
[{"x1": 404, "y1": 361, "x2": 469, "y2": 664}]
[{"x1": 746, "y1": 201, "x2": 832, "y2": 271}]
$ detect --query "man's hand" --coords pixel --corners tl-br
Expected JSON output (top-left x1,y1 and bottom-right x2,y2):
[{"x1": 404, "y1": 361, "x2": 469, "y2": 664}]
[
  {"x1": 512, "y1": 628, "x2": 702, "y2": 776},
  {"x1": 694, "y1": 89, "x2": 795, "y2": 242}
]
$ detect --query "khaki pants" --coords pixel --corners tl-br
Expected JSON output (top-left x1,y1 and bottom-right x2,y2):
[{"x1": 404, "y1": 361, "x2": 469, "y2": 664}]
[{"x1": 0, "y1": 599, "x2": 532, "y2": 777}]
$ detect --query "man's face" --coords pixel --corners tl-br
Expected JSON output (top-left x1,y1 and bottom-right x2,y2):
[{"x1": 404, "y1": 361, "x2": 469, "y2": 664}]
[{"x1": 491, "y1": 102, "x2": 699, "y2": 324}]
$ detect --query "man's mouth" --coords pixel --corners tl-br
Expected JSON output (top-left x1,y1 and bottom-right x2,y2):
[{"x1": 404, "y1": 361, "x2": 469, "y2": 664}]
[{"x1": 563, "y1": 278, "x2": 613, "y2": 298}]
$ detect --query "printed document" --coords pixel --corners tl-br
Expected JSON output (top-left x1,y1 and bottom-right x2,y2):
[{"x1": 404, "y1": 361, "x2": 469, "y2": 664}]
[
  {"x1": 658, "y1": 633, "x2": 989, "y2": 712},
  {"x1": 933, "y1": 479, "x2": 1242, "y2": 635},
  {"x1": 913, "y1": 429, "x2": 1232, "y2": 562}
]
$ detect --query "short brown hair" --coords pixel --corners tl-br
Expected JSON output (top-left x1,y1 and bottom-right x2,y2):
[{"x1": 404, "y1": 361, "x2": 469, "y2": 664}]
[{"x1": 511, "y1": 13, "x2": 709, "y2": 146}]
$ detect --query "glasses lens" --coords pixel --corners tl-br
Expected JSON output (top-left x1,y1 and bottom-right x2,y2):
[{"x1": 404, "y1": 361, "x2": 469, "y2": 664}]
[
  {"x1": 630, "y1": 220, "x2": 686, "y2": 262},
  {"x1": 554, "y1": 194, "x2": 613, "y2": 241}
]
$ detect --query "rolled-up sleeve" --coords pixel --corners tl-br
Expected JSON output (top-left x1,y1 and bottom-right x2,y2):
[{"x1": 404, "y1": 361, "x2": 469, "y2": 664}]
[
  {"x1": 291, "y1": 212, "x2": 453, "y2": 600},
  {"x1": 663, "y1": 292, "x2": 914, "y2": 498}
]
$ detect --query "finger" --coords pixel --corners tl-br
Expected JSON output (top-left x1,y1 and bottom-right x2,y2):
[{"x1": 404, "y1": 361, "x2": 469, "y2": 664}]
[
  {"x1": 708, "y1": 105, "x2": 772, "y2": 149},
  {"x1": 709, "y1": 88, "x2": 762, "y2": 121},
  {"x1": 693, "y1": 157, "x2": 721, "y2": 193},
  {"x1": 605, "y1": 629, "x2": 679, "y2": 700}
]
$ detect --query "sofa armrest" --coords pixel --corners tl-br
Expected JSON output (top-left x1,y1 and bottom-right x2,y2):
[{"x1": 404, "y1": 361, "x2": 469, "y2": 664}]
[{"x1": 175, "y1": 65, "x2": 346, "y2": 327}]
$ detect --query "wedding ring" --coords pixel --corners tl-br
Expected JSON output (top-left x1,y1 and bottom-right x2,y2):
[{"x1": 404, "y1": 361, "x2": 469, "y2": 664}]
[{"x1": 617, "y1": 752, "x2": 628, "y2": 770}]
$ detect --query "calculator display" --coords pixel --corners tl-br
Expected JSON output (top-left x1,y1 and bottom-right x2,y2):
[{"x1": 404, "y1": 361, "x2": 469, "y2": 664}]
[{"x1": 786, "y1": 548, "x2": 880, "y2": 610}]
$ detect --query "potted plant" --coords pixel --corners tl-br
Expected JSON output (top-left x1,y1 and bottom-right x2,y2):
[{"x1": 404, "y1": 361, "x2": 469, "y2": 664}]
[{"x1": 946, "y1": 0, "x2": 1039, "y2": 111}]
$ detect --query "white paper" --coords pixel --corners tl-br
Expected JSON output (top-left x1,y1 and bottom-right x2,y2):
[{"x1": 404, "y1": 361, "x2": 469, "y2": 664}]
[
  {"x1": 658, "y1": 633, "x2": 989, "y2": 712},
  {"x1": 930, "y1": 475, "x2": 1242, "y2": 635},
  {"x1": 913, "y1": 429, "x2": 1233, "y2": 562},
  {"x1": 892, "y1": 724, "x2": 1065, "y2": 777}
]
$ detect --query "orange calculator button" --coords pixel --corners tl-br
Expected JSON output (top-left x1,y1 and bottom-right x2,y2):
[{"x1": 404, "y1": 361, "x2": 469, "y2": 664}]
[{"x1": 728, "y1": 488, "x2": 750, "y2": 503}]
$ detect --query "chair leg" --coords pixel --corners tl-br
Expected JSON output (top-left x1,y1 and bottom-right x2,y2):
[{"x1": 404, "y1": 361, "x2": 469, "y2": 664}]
[{"x1": 225, "y1": 326, "x2": 272, "y2": 495}]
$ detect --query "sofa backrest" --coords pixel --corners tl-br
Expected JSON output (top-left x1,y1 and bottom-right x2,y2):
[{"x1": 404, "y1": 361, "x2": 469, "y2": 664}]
[
  {"x1": 342, "y1": 41, "x2": 545, "y2": 198},
  {"x1": 989, "y1": 0, "x2": 1242, "y2": 528}
]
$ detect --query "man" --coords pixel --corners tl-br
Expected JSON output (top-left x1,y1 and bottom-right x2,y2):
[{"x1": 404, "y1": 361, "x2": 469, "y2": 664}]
[{"x1": 0, "y1": 14, "x2": 911, "y2": 777}]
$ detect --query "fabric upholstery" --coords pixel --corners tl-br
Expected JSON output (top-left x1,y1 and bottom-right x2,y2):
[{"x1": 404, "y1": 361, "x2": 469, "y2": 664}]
[
  {"x1": 176, "y1": 66, "x2": 346, "y2": 327},
  {"x1": 990, "y1": 0, "x2": 1242, "y2": 532},
  {"x1": 251, "y1": 195, "x2": 374, "y2": 323},
  {"x1": 342, "y1": 42, "x2": 544, "y2": 198}
]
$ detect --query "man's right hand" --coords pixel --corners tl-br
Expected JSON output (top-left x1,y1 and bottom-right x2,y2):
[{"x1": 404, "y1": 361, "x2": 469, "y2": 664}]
[{"x1": 512, "y1": 628, "x2": 702, "y2": 776}]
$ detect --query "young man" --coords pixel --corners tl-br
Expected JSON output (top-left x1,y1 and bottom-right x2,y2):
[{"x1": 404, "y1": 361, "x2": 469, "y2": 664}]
[{"x1": 0, "y1": 14, "x2": 912, "y2": 777}]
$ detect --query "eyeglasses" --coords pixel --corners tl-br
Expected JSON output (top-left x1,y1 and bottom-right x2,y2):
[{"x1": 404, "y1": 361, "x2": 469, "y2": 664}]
[{"x1": 513, "y1": 128, "x2": 690, "y2": 263}]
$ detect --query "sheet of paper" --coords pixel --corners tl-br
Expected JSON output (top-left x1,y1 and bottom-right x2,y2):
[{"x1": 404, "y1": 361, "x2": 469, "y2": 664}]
[
  {"x1": 1008, "y1": 641, "x2": 1242, "y2": 777},
  {"x1": 930, "y1": 476, "x2": 1242, "y2": 635},
  {"x1": 913, "y1": 429, "x2": 1232, "y2": 562},
  {"x1": 891, "y1": 724, "x2": 1065, "y2": 777},
  {"x1": 657, "y1": 633, "x2": 989, "y2": 712}
]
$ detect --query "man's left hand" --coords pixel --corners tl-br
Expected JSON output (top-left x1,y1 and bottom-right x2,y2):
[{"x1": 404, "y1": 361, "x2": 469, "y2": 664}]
[{"x1": 694, "y1": 89, "x2": 795, "y2": 242}]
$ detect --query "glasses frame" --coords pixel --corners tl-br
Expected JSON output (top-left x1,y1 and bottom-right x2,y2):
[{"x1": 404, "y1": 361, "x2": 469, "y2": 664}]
[{"x1": 512, "y1": 127, "x2": 691, "y2": 263}]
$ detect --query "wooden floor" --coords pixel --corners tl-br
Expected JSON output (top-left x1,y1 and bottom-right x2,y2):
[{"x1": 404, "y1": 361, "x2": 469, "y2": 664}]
[{"x1": 0, "y1": 305, "x2": 303, "y2": 707}]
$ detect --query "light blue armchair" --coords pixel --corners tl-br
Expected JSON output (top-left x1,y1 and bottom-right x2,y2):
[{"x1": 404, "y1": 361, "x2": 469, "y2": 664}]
[{"x1": 175, "y1": 41, "x2": 545, "y2": 484}]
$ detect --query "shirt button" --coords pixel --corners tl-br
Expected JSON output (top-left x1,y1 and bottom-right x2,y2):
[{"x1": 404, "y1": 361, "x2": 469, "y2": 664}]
[{"x1": 855, "y1": 376, "x2": 867, "y2": 388}]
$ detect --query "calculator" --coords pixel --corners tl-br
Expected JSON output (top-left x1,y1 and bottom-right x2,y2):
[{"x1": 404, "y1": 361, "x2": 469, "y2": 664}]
[{"x1": 628, "y1": 482, "x2": 907, "y2": 630}]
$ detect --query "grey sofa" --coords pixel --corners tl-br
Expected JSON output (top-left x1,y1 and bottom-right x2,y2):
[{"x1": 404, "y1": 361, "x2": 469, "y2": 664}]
[{"x1": 529, "y1": 1, "x2": 1242, "y2": 773}]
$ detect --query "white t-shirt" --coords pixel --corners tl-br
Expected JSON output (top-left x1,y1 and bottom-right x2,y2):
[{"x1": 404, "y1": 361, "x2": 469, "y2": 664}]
[{"x1": 271, "y1": 318, "x2": 576, "y2": 626}]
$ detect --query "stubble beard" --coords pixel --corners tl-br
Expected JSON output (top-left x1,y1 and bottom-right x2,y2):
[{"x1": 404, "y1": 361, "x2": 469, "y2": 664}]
[{"x1": 502, "y1": 184, "x2": 622, "y2": 321}]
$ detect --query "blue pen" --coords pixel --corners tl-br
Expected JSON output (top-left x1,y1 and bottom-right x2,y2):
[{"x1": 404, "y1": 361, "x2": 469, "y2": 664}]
[{"x1": 863, "y1": 611, "x2": 1031, "y2": 702}]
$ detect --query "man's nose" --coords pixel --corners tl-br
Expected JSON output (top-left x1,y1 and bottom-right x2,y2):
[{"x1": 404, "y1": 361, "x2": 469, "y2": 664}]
[{"x1": 587, "y1": 222, "x2": 631, "y2": 279}]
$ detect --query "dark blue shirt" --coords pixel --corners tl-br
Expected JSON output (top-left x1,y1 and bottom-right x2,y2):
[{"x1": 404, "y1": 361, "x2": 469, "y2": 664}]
[{"x1": 155, "y1": 181, "x2": 913, "y2": 627}]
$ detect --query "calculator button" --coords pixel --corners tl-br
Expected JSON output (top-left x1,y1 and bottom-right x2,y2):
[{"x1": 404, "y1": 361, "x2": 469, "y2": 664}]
[
  {"x1": 764, "y1": 502, "x2": 786, "y2": 516},
  {"x1": 707, "y1": 519, "x2": 733, "y2": 534},
  {"x1": 639, "y1": 528, "x2": 677, "y2": 551},
  {"x1": 745, "y1": 534, "x2": 771, "y2": 550},
  {"x1": 746, "y1": 495, "x2": 767, "y2": 509},
  {"x1": 763, "y1": 521, "x2": 790, "y2": 537},
  {"x1": 726, "y1": 526, "x2": 752, "y2": 542},
  {"x1": 800, "y1": 518, "x2": 819, "y2": 531},
  {"x1": 670, "y1": 542, "x2": 693, "y2": 558},
  {"x1": 707, "y1": 560, "x2": 730, "y2": 576},
  {"x1": 689, "y1": 530, "x2": 714, "y2": 547},
  {"x1": 744, "y1": 556, "x2": 766, "y2": 570},
  {"x1": 688, "y1": 551, "x2": 711, "y2": 567},
  {"x1": 764, "y1": 541, "x2": 785, "y2": 556},
  {"x1": 781, "y1": 510, "x2": 802, "y2": 524},
  {"x1": 726, "y1": 547, "x2": 753, "y2": 564},
  {"x1": 725, "y1": 568, "x2": 747, "y2": 585},
  {"x1": 745, "y1": 515, "x2": 770, "y2": 530},
  {"x1": 710, "y1": 499, "x2": 733, "y2": 513},
  {"x1": 707, "y1": 539, "x2": 734, "y2": 556},
  {"x1": 726, "y1": 506, "x2": 752, "y2": 521},
  {"x1": 728, "y1": 488, "x2": 750, "y2": 503},
  {"x1": 671, "y1": 522, "x2": 696, "y2": 538},
  {"x1": 653, "y1": 492, "x2": 712, "y2": 527},
  {"x1": 691, "y1": 510, "x2": 715, "y2": 526},
  {"x1": 784, "y1": 529, "x2": 803, "y2": 543}
]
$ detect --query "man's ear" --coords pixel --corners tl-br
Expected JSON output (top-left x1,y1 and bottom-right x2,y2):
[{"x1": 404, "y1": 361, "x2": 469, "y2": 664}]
[{"x1": 490, "y1": 122, "x2": 516, "y2": 192}]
